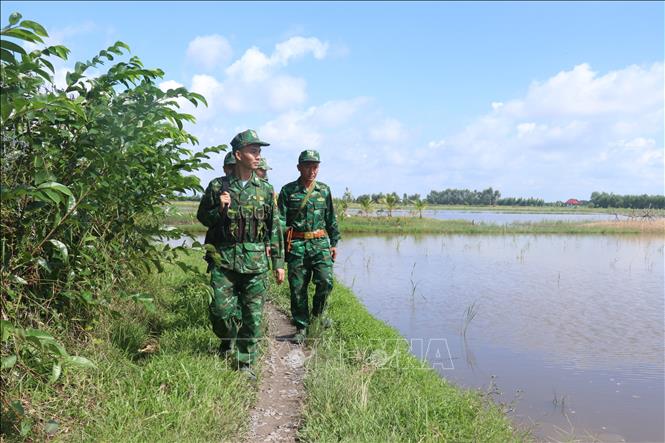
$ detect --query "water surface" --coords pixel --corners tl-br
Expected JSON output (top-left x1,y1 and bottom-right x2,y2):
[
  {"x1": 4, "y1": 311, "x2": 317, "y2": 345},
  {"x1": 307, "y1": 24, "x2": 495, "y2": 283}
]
[{"x1": 335, "y1": 234, "x2": 664, "y2": 442}]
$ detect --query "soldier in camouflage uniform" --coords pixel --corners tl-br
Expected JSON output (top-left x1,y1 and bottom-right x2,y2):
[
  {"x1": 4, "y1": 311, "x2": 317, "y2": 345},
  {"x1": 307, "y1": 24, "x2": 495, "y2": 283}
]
[
  {"x1": 223, "y1": 151, "x2": 236, "y2": 177},
  {"x1": 220, "y1": 151, "x2": 239, "y2": 326},
  {"x1": 197, "y1": 130, "x2": 285, "y2": 374},
  {"x1": 278, "y1": 150, "x2": 340, "y2": 343},
  {"x1": 255, "y1": 157, "x2": 271, "y2": 180},
  {"x1": 255, "y1": 158, "x2": 283, "y2": 262}
]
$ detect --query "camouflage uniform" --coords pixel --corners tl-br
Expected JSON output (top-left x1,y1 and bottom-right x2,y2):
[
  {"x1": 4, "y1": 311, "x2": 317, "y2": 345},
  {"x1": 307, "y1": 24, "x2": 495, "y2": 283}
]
[
  {"x1": 278, "y1": 150, "x2": 340, "y2": 330},
  {"x1": 197, "y1": 130, "x2": 283, "y2": 365},
  {"x1": 255, "y1": 157, "x2": 283, "y2": 294},
  {"x1": 256, "y1": 157, "x2": 271, "y2": 180}
]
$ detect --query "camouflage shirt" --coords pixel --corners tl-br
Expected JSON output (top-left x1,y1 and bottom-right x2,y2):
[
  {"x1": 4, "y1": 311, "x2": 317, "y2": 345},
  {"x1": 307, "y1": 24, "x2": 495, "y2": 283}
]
[
  {"x1": 197, "y1": 173, "x2": 284, "y2": 273},
  {"x1": 277, "y1": 179, "x2": 341, "y2": 247}
]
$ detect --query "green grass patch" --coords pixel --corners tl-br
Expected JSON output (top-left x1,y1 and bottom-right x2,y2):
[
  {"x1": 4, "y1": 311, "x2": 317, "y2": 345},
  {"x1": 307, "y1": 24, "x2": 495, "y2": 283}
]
[
  {"x1": 339, "y1": 216, "x2": 663, "y2": 235},
  {"x1": 268, "y1": 279, "x2": 527, "y2": 442},
  {"x1": 166, "y1": 201, "x2": 663, "y2": 236},
  {"x1": 2, "y1": 251, "x2": 254, "y2": 442}
]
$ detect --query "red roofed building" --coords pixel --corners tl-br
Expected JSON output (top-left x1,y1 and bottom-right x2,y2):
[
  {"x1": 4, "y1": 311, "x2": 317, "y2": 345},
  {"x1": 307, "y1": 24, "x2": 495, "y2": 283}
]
[{"x1": 565, "y1": 198, "x2": 581, "y2": 206}]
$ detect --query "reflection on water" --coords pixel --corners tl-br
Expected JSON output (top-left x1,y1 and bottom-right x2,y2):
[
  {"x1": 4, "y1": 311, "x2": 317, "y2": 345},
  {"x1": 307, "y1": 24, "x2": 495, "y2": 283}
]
[
  {"x1": 347, "y1": 208, "x2": 630, "y2": 223},
  {"x1": 335, "y1": 234, "x2": 664, "y2": 442}
]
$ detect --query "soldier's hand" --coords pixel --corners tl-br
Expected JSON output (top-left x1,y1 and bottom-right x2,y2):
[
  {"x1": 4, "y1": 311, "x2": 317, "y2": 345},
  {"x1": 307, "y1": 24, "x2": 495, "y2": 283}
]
[
  {"x1": 219, "y1": 192, "x2": 231, "y2": 207},
  {"x1": 330, "y1": 247, "x2": 337, "y2": 262},
  {"x1": 275, "y1": 268, "x2": 285, "y2": 284},
  {"x1": 265, "y1": 246, "x2": 271, "y2": 257}
]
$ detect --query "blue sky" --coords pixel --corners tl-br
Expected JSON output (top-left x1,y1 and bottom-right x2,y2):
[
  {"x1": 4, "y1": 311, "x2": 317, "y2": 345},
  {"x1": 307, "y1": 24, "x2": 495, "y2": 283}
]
[{"x1": 3, "y1": 1, "x2": 663, "y2": 200}]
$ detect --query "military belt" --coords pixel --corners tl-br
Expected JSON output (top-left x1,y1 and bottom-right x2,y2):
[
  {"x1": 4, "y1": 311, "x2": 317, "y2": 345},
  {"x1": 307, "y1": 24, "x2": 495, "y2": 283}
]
[{"x1": 290, "y1": 229, "x2": 327, "y2": 240}]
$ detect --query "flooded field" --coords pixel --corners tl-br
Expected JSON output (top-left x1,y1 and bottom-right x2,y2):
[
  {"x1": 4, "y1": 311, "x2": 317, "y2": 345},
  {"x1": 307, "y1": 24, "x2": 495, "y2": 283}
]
[
  {"x1": 335, "y1": 234, "x2": 664, "y2": 442},
  {"x1": 347, "y1": 208, "x2": 631, "y2": 224}
]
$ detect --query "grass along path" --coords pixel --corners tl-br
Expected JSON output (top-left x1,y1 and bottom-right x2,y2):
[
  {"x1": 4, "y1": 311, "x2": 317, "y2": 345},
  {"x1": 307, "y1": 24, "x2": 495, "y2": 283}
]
[
  {"x1": 266, "y1": 279, "x2": 525, "y2": 442},
  {"x1": 3, "y1": 251, "x2": 254, "y2": 442},
  {"x1": 8, "y1": 246, "x2": 524, "y2": 441}
]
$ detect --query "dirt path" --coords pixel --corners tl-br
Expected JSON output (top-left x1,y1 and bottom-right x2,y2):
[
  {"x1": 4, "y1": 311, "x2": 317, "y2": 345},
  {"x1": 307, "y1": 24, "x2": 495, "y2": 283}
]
[{"x1": 246, "y1": 303, "x2": 308, "y2": 442}]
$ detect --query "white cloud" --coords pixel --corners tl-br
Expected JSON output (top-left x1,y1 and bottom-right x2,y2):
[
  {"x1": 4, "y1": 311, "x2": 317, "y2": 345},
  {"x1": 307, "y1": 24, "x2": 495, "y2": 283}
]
[
  {"x1": 225, "y1": 47, "x2": 272, "y2": 82},
  {"x1": 53, "y1": 66, "x2": 72, "y2": 90},
  {"x1": 248, "y1": 62, "x2": 662, "y2": 200},
  {"x1": 174, "y1": 35, "x2": 331, "y2": 116},
  {"x1": 422, "y1": 62, "x2": 664, "y2": 199},
  {"x1": 191, "y1": 74, "x2": 223, "y2": 98},
  {"x1": 273, "y1": 36, "x2": 328, "y2": 64},
  {"x1": 225, "y1": 36, "x2": 328, "y2": 83},
  {"x1": 266, "y1": 76, "x2": 307, "y2": 110},
  {"x1": 186, "y1": 35, "x2": 232, "y2": 71},
  {"x1": 369, "y1": 118, "x2": 408, "y2": 144},
  {"x1": 158, "y1": 80, "x2": 184, "y2": 92}
]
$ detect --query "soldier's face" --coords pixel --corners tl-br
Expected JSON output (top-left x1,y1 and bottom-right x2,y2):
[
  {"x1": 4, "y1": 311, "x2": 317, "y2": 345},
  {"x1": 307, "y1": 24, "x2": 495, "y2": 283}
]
[
  {"x1": 235, "y1": 145, "x2": 261, "y2": 169},
  {"x1": 223, "y1": 165, "x2": 234, "y2": 176},
  {"x1": 297, "y1": 162, "x2": 319, "y2": 182},
  {"x1": 256, "y1": 168, "x2": 267, "y2": 179}
]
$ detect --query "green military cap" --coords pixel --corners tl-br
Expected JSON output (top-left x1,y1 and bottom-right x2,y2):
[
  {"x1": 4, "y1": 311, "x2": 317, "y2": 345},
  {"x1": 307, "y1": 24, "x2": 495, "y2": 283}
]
[
  {"x1": 230, "y1": 129, "x2": 270, "y2": 152},
  {"x1": 224, "y1": 151, "x2": 236, "y2": 166},
  {"x1": 298, "y1": 149, "x2": 320, "y2": 163},
  {"x1": 257, "y1": 158, "x2": 272, "y2": 170}
]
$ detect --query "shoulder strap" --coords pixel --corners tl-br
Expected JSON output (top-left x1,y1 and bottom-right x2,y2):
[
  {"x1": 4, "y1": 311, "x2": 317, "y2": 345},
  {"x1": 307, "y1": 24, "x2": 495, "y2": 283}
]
[
  {"x1": 298, "y1": 181, "x2": 316, "y2": 212},
  {"x1": 220, "y1": 176, "x2": 230, "y2": 194}
]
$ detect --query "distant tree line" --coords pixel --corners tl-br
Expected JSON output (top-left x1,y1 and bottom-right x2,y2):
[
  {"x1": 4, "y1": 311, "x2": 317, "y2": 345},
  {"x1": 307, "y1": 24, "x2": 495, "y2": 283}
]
[
  {"x1": 589, "y1": 192, "x2": 665, "y2": 209},
  {"x1": 426, "y1": 187, "x2": 502, "y2": 205},
  {"x1": 343, "y1": 187, "x2": 663, "y2": 209},
  {"x1": 353, "y1": 191, "x2": 422, "y2": 204}
]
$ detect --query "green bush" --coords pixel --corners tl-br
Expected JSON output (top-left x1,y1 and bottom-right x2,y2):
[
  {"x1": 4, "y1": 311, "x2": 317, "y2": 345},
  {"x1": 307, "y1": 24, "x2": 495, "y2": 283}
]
[{"x1": 0, "y1": 13, "x2": 224, "y2": 437}]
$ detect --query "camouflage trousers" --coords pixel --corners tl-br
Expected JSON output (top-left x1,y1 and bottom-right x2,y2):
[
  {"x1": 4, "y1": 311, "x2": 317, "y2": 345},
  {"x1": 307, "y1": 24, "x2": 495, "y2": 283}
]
[
  {"x1": 286, "y1": 238, "x2": 334, "y2": 330},
  {"x1": 209, "y1": 266, "x2": 266, "y2": 364}
]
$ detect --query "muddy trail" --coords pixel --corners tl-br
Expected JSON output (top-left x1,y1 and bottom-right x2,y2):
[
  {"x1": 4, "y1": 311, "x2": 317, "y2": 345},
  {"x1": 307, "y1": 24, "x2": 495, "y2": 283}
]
[{"x1": 245, "y1": 303, "x2": 309, "y2": 442}]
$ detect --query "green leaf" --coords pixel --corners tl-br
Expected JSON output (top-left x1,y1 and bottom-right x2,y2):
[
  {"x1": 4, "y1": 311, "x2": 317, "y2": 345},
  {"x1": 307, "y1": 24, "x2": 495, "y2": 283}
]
[
  {"x1": 20, "y1": 20, "x2": 48, "y2": 38},
  {"x1": 3, "y1": 28, "x2": 43, "y2": 44},
  {"x1": 50, "y1": 362, "x2": 61, "y2": 382},
  {"x1": 38, "y1": 188, "x2": 62, "y2": 204},
  {"x1": 25, "y1": 328, "x2": 55, "y2": 340},
  {"x1": 0, "y1": 48, "x2": 17, "y2": 65},
  {"x1": 36, "y1": 257, "x2": 52, "y2": 273},
  {"x1": 8, "y1": 12, "x2": 22, "y2": 25},
  {"x1": 33, "y1": 155, "x2": 45, "y2": 170},
  {"x1": 20, "y1": 418, "x2": 33, "y2": 436},
  {"x1": 41, "y1": 57, "x2": 55, "y2": 73},
  {"x1": 10, "y1": 399, "x2": 24, "y2": 416},
  {"x1": 68, "y1": 355, "x2": 96, "y2": 369},
  {"x1": 1, "y1": 355, "x2": 17, "y2": 370},
  {"x1": 48, "y1": 240, "x2": 69, "y2": 264},
  {"x1": 66, "y1": 194, "x2": 76, "y2": 212},
  {"x1": 0, "y1": 39, "x2": 26, "y2": 55},
  {"x1": 35, "y1": 170, "x2": 56, "y2": 185},
  {"x1": 44, "y1": 420, "x2": 59, "y2": 436},
  {"x1": 48, "y1": 44, "x2": 70, "y2": 60},
  {"x1": 37, "y1": 181, "x2": 74, "y2": 197},
  {"x1": 11, "y1": 274, "x2": 28, "y2": 285},
  {"x1": 0, "y1": 320, "x2": 14, "y2": 341},
  {"x1": 44, "y1": 340, "x2": 68, "y2": 358}
]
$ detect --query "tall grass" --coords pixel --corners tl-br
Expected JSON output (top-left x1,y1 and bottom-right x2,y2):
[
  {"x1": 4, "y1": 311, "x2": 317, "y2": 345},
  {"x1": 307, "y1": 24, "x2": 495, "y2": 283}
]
[{"x1": 2, "y1": 251, "x2": 254, "y2": 441}]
